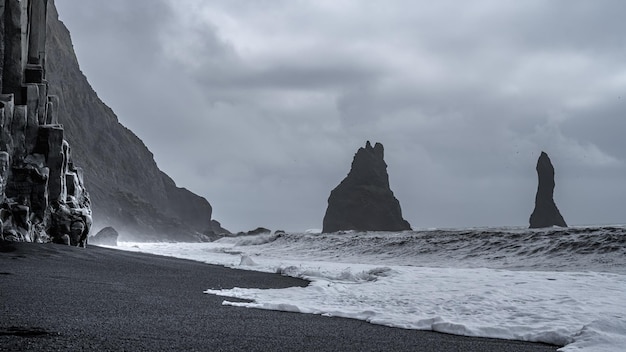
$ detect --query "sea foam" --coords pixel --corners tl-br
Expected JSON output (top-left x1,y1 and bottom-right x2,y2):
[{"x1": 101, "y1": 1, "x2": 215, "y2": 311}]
[{"x1": 119, "y1": 226, "x2": 626, "y2": 351}]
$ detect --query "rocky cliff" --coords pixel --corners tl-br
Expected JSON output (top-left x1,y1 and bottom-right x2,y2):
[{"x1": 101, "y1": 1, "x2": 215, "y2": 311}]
[
  {"x1": 44, "y1": 0, "x2": 217, "y2": 241},
  {"x1": 529, "y1": 151, "x2": 567, "y2": 228},
  {"x1": 322, "y1": 141, "x2": 411, "y2": 233},
  {"x1": 0, "y1": 0, "x2": 91, "y2": 245}
]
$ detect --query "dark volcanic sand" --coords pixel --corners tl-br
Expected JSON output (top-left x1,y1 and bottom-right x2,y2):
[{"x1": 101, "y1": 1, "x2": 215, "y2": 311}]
[{"x1": 0, "y1": 241, "x2": 559, "y2": 352}]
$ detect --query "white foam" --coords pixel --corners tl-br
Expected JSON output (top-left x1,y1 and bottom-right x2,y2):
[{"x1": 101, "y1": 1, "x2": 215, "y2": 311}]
[
  {"x1": 239, "y1": 255, "x2": 256, "y2": 266},
  {"x1": 566, "y1": 319, "x2": 626, "y2": 352},
  {"x1": 119, "y1": 234, "x2": 626, "y2": 351},
  {"x1": 203, "y1": 265, "x2": 624, "y2": 348}
]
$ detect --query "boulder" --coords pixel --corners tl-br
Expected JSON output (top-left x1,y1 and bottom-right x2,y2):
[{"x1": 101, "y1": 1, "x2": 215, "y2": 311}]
[
  {"x1": 89, "y1": 226, "x2": 119, "y2": 247},
  {"x1": 529, "y1": 151, "x2": 567, "y2": 228},
  {"x1": 323, "y1": 141, "x2": 411, "y2": 233},
  {"x1": 69, "y1": 220, "x2": 86, "y2": 246}
]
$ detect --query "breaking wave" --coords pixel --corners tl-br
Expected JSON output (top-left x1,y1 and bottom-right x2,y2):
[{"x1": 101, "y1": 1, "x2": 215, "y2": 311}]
[{"x1": 247, "y1": 225, "x2": 626, "y2": 274}]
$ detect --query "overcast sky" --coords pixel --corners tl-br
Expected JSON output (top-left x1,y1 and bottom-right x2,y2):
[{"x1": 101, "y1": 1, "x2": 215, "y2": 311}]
[{"x1": 55, "y1": 0, "x2": 625, "y2": 232}]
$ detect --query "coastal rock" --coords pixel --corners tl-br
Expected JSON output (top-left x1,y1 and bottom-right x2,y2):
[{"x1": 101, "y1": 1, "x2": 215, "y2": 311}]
[
  {"x1": 0, "y1": 0, "x2": 91, "y2": 245},
  {"x1": 89, "y1": 226, "x2": 119, "y2": 246},
  {"x1": 210, "y1": 220, "x2": 230, "y2": 235},
  {"x1": 44, "y1": 1, "x2": 217, "y2": 242},
  {"x1": 529, "y1": 152, "x2": 567, "y2": 228},
  {"x1": 322, "y1": 141, "x2": 411, "y2": 233},
  {"x1": 199, "y1": 220, "x2": 231, "y2": 241},
  {"x1": 249, "y1": 227, "x2": 271, "y2": 235},
  {"x1": 237, "y1": 227, "x2": 271, "y2": 236}
]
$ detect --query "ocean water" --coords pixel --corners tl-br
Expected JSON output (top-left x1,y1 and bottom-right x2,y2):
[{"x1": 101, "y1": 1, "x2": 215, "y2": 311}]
[{"x1": 118, "y1": 225, "x2": 626, "y2": 351}]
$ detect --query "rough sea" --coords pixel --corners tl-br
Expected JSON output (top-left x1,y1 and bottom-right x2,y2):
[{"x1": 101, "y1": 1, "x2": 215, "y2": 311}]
[{"x1": 118, "y1": 225, "x2": 626, "y2": 351}]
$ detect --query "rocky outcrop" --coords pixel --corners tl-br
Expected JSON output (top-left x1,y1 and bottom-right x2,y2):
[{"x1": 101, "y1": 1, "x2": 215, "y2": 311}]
[
  {"x1": 210, "y1": 220, "x2": 230, "y2": 235},
  {"x1": 322, "y1": 141, "x2": 411, "y2": 233},
  {"x1": 89, "y1": 226, "x2": 118, "y2": 246},
  {"x1": 44, "y1": 1, "x2": 216, "y2": 241},
  {"x1": 529, "y1": 151, "x2": 567, "y2": 228},
  {"x1": 0, "y1": 0, "x2": 91, "y2": 246},
  {"x1": 236, "y1": 227, "x2": 271, "y2": 236}
]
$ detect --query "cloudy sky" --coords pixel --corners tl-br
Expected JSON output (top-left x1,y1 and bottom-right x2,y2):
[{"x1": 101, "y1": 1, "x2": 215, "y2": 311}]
[{"x1": 55, "y1": 0, "x2": 625, "y2": 232}]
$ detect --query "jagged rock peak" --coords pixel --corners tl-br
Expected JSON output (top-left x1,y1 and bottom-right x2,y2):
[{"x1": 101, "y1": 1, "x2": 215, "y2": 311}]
[
  {"x1": 322, "y1": 141, "x2": 411, "y2": 233},
  {"x1": 529, "y1": 151, "x2": 567, "y2": 228},
  {"x1": 347, "y1": 140, "x2": 389, "y2": 189},
  {"x1": 365, "y1": 140, "x2": 384, "y2": 157}
]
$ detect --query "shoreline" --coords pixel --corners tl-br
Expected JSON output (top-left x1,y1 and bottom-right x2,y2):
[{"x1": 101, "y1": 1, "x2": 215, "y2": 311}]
[{"x1": 0, "y1": 241, "x2": 559, "y2": 351}]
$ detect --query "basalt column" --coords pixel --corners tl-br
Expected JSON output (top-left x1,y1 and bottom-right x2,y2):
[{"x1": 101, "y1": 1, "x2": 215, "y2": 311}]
[{"x1": 0, "y1": 0, "x2": 91, "y2": 245}]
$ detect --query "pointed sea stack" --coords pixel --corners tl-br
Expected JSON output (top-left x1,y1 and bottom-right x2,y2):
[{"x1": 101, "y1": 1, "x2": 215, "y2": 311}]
[
  {"x1": 529, "y1": 151, "x2": 567, "y2": 228},
  {"x1": 322, "y1": 141, "x2": 411, "y2": 233}
]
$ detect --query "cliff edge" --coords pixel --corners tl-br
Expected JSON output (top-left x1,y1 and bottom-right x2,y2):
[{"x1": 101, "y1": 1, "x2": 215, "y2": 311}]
[{"x1": 44, "y1": 0, "x2": 217, "y2": 241}]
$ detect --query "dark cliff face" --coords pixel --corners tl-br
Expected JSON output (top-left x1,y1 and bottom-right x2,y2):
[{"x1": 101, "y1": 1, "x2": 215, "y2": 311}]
[
  {"x1": 322, "y1": 141, "x2": 411, "y2": 233},
  {"x1": 44, "y1": 1, "x2": 214, "y2": 241},
  {"x1": 529, "y1": 151, "x2": 567, "y2": 228}
]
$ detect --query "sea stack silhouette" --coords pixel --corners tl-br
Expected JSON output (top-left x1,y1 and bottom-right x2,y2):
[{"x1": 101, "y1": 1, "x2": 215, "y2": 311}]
[
  {"x1": 322, "y1": 141, "x2": 411, "y2": 233},
  {"x1": 529, "y1": 151, "x2": 567, "y2": 228}
]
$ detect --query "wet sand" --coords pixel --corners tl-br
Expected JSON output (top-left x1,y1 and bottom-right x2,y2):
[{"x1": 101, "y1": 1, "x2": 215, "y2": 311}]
[{"x1": 0, "y1": 241, "x2": 559, "y2": 351}]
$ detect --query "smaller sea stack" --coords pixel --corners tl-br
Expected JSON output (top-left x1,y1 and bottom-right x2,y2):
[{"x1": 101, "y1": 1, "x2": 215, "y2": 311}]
[
  {"x1": 322, "y1": 141, "x2": 411, "y2": 233},
  {"x1": 529, "y1": 151, "x2": 567, "y2": 228}
]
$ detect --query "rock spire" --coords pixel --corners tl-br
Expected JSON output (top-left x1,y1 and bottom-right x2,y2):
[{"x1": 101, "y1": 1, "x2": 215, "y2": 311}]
[
  {"x1": 322, "y1": 141, "x2": 411, "y2": 233},
  {"x1": 529, "y1": 151, "x2": 567, "y2": 228}
]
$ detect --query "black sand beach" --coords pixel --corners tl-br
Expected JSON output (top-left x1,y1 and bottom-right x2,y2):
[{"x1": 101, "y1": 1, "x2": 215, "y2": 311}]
[{"x1": 0, "y1": 242, "x2": 559, "y2": 351}]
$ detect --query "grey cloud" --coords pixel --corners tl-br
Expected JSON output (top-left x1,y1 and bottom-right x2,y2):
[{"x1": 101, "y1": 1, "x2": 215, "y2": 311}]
[
  {"x1": 562, "y1": 102, "x2": 626, "y2": 162},
  {"x1": 56, "y1": 0, "x2": 626, "y2": 231},
  {"x1": 56, "y1": 0, "x2": 171, "y2": 60},
  {"x1": 506, "y1": 1, "x2": 626, "y2": 53},
  {"x1": 227, "y1": 64, "x2": 379, "y2": 91}
]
